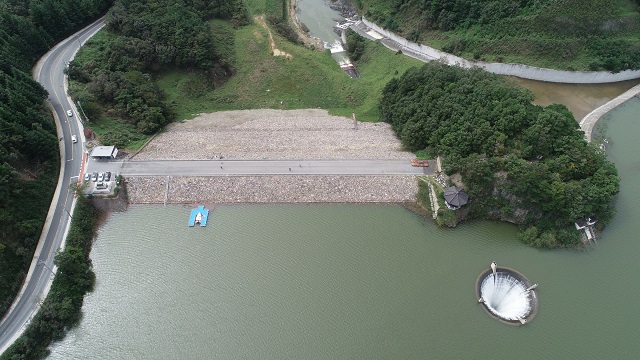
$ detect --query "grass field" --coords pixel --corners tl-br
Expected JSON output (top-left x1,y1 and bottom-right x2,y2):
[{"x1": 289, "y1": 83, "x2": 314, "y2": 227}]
[
  {"x1": 156, "y1": 21, "x2": 422, "y2": 122},
  {"x1": 71, "y1": 2, "x2": 423, "y2": 150}
]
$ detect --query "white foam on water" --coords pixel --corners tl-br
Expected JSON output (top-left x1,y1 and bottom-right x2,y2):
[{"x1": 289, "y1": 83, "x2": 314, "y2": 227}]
[{"x1": 480, "y1": 273, "x2": 531, "y2": 321}]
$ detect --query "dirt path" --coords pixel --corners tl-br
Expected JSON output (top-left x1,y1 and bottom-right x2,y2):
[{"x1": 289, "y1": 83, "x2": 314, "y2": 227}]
[{"x1": 255, "y1": 15, "x2": 292, "y2": 59}]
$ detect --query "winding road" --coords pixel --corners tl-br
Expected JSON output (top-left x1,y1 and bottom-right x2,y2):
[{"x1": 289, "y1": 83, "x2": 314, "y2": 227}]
[
  {"x1": 2, "y1": 8, "x2": 638, "y2": 355},
  {"x1": 0, "y1": 18, "x2": 105, "y2": 354}
]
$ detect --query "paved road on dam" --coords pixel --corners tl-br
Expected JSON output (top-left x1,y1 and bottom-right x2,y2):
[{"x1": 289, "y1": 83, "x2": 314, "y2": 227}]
[{"x1": 108, "y1": 159, "x2": 432, "y2": 176}]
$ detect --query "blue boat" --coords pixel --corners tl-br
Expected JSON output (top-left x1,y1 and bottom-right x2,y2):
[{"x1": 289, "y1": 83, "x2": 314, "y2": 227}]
[{"x1": 188, "y1": 205, "x2": 209, "y2": 227}]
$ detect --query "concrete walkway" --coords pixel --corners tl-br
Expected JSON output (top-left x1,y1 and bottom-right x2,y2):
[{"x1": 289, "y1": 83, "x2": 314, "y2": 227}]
[
  {"x1": 427, "y1": 182, "x2": 439, "y2": 219},
  {"x1": 579, "y1": 84, "x2": 640, "y2": 141},
  {"x1": 114, "y1": 159, "x2": 432, "y2": 176}
]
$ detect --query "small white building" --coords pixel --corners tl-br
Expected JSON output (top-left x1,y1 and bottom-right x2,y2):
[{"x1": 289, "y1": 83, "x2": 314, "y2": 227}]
[
  {"x1": 91, "y1": 146, "x2": 118, "y2": 160},
  {"x1": 575, "y1": 217, "x2": 597, "y2": 242}
]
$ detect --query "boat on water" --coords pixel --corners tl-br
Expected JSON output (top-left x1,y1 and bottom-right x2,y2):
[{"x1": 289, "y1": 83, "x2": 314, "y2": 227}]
[{"x1": 188, "y1": 205, "x2": 209, "y2": 227}]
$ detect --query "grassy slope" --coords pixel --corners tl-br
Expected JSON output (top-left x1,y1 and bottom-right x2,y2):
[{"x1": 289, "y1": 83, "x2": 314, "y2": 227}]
[
  {"x1": 157, "y1": 23, "x2": 422, "y2": 122},
  {"x1": 71, "y1": 0, "x2": 422, "y2": 150}
]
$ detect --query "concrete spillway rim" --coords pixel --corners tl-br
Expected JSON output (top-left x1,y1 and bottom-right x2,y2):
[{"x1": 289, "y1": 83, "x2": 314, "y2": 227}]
[{"x1": 475, "y1": 266, "x2": 539, "y2": 326}]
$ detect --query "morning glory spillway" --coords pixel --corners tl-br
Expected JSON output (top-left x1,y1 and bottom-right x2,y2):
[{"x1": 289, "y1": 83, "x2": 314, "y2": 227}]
[{"x1": 476, "y1": 265, "x2": 538, "y2": 325}]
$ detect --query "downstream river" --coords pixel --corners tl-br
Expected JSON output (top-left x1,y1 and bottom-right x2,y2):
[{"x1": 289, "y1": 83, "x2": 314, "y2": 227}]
[
  {"x1": 47, "y1": 99, "x2": 640, "y2": 359},
  {"x1": 296, "y1": 0, "x2": 640, "y2": 120},
  {"x1": 296, "y1": 0, "x2": 343, "y2": 43}
]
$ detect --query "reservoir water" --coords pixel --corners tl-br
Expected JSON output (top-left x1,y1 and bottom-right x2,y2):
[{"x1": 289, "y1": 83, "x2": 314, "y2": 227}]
[{"x1": 47, "y1": 100, "x2": 640, "y2": 358}]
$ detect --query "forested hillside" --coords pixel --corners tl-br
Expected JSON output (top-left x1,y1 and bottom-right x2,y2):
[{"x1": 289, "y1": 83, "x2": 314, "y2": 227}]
[
  {"x1": 67, "y1": 0, "x2": 249, "y2": 145},
  {"x1": 357, "y1": 0, "x2": 640, "y2": 71},
  {"x1": 0, "y1": 0, "x2": 113, "y2": 317},
  {"x1": 380, "y1": 64, "x2": 619, "y2": 247}
]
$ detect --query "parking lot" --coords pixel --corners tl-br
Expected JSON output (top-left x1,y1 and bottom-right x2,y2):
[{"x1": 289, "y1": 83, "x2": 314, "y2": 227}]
[
  {"x1": 82, "y1": 157, "x2": 122, "y2": 195},
  {"x1": 83, "y1": 170, "x2": 117, "y2": 194}
]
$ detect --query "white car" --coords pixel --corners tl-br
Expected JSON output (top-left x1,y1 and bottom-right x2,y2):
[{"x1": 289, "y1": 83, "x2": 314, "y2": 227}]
[
  {"x1": 71, "y1": 135, "x2": 77, "y2": 143},
  {"x1": 67, "y1": 110, "x2": 73, "y2": 117}
]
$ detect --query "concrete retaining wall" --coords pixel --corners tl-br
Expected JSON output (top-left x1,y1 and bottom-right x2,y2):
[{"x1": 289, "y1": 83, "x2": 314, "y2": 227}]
[
  {"x1": 360, "y1": 18, "x2": 640, "y2": 84},
  {"x1": 580, "y1": 84, "x2": 640, "y2": 141}
]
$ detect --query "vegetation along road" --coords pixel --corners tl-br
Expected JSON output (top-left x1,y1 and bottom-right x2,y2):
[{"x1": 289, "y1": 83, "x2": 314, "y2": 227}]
[
  {"x1": 1, "y1": 0, "x2": 634, "y2": 356},
  {"x1": 0, "y1": 18, "x2": 105, "y2": 354}
]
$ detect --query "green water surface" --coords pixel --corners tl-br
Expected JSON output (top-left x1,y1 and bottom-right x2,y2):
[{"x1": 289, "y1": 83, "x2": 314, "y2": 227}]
[{"x1": 47, "y1": 99, "x2": 640, "y2": 359}]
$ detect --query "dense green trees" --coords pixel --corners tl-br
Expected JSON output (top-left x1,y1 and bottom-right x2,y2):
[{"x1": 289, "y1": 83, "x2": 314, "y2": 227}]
[
  {"x1": 1, "y1": 197, "x2": 98, "y2": 360},
  {"x1": 0, "y1": 0, "x2": 112, "y2": 318},
  {"x1": 265, "y1": 0, "x2": 301, "y2": 44},
  {"x1": 380, "y1": 63, "x2": 619, "y2": 247},
  {"x1": 358, "y1": 0, "x2": 640, "y2": 71},
  {"x1": 69, "y1": 0, "x2": 248, "y2": 144},
  {"x1": 345, "y1": 30, "x2": 366, "y2": 62}
]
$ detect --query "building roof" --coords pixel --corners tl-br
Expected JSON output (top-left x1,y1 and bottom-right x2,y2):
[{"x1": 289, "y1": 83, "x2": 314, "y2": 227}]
[
  {"x1": 575, "y1": 218, "x2": 588, "y2": 228},
  {"x1": 444, "y1": 186, "x2": 469, "y2": 207},
  {"x1": 576, "y1": 216, "x2": 597, "y2": 229},
  {"x1": 91, "y1": 146, "x2": 116, "y2": 157}
]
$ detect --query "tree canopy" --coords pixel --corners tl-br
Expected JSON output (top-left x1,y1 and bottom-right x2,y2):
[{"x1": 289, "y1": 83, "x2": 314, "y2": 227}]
[
  {"x1": 380, "y1": 63, "x2": 619, "y2": 247},
  {"x1": 68, "y1": 0, "x2": 249, "y2": 142},
  {"x1": 0, "y1": 0, "x2": 112, "y2": 318},
  {"x1": 358, "y1": 0, "x2": 640, "y2": 72}
]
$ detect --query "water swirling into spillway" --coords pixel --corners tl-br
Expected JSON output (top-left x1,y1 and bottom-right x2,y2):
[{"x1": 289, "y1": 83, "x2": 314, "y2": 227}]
[
  {"x1": 481, "y1": 273, "x2": 530, "y2": 320},
  {"x1": 476, "y1": 266, "x2": 539, "y2": 325}
]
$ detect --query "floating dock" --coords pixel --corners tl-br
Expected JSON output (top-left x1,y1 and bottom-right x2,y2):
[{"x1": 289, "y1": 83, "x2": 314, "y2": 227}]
[{"x1": 188, "y1": 205, "x2": 209, "y2": 227}]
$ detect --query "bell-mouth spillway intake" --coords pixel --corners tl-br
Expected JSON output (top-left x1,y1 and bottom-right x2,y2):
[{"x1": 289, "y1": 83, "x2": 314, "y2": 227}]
[{"x1": 475, "y1": 266, "x2": 539, "y2": 325}]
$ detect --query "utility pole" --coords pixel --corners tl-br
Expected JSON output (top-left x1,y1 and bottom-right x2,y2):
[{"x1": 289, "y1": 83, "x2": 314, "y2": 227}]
[
  {"x1": 63, "y1": 207, "x2": 73, "y2": 219},
  {"x1": 37, "y1": 261, "x2": 56, "y2": 276},
  {"x1": 77, "y1": 101, "x2": 89, "y2": 124}
]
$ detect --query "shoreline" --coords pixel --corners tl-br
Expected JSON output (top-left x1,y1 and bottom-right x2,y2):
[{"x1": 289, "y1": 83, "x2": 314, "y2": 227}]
[
  {"x1": 288, "y1": 0, "x2": 324, "y2": 50},
  {"x1": 580, "y1": 83, "x2": 640, "y2": 141}
]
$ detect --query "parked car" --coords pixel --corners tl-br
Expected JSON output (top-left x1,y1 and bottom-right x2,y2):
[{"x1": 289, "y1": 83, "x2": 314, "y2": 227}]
[
  {"x1": 84, "y1": 173, "x2": 90, "y2": 182},
  {"x1": 91, "y1": 172, "x2": 98, "y2": 182},
  {"x1": 97, "y1": 172, "x2": 104, "y2": 182},
  {"x1": 67, "y1": 110, "x2": 73, "y2": 117},
  {"x1": 71, "y1": 135, "x2": 77, "y2": 143},
  {"x1": 104, "y1": 171, "x2": 111, "y2": 181}
]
